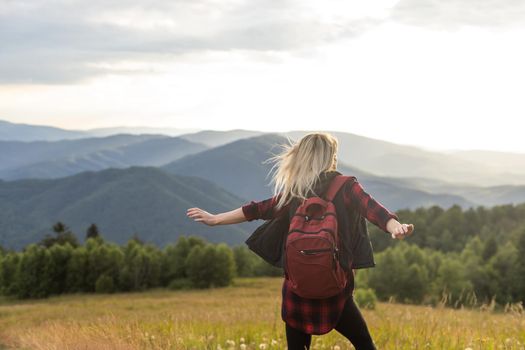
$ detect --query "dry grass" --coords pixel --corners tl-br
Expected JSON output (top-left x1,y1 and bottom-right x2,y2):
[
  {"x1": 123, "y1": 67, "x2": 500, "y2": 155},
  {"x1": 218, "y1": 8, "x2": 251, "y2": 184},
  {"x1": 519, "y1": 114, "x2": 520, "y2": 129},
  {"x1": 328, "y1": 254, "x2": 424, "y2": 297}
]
[{"x1": 0, "y1": 277, "x2": 524, "y2": 350}]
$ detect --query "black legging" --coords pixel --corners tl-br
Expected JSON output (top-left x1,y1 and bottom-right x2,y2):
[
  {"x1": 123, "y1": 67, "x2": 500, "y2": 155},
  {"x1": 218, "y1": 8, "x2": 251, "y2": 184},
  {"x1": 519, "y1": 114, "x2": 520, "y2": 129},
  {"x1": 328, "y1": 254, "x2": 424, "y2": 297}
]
[{"x1": 285, "y1": 296, "x2": 377, "y2": 350}]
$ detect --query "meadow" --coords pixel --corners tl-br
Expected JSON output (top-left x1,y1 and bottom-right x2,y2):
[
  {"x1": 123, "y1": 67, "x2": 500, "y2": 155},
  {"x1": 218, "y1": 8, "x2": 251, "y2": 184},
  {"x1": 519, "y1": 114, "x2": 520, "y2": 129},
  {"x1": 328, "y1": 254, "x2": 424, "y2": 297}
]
[{"x1": 0, "y1": 277, "x2": 524, "y2": 350}]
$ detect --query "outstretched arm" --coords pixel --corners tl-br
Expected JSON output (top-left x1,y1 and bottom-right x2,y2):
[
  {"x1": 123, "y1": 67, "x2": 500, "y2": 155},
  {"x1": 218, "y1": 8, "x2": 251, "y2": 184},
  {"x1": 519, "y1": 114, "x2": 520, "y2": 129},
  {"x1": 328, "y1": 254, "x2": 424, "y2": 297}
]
[
  {"x1": 186, "y1": 207, "x2": 246, "y2": 226},
  {"x1": 187, "y1": 193, "x2": 287, "y2": 226},
  {"x1": 345, "y1": 180, "x2": 414, "y2": 240}
]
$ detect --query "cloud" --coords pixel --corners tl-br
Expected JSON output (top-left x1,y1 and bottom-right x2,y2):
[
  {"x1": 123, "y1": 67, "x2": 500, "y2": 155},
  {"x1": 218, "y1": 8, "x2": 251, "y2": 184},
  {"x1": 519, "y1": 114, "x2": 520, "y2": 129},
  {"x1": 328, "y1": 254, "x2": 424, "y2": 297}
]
[
  {"x1": 2, "y1": 0, "x2": 523, "y2": 85},
  {"x1": 389, "y1": 0, "x2": 525, "y2": 29},
  {"x1": 0, "y1": 0, "x2": 380, "y2": 84}
]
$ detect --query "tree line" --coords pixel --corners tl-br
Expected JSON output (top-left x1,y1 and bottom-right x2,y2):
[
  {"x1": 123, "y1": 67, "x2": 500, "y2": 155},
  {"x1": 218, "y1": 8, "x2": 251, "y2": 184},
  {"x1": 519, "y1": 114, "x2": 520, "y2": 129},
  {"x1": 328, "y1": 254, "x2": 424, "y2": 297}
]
[
  {"x1": 369, "y1": 203, "x2": 525, "y2": 253},
  {"x1": 356, "y1": 232, "x2": 525, "y2": 307},
  {"x1": 362, "y1": 203, "x2": 525, "y2": 307},
  {"x1": 1, "y1": 202, "x2": 525, "y2": 307},
  {"x1": 0, "y1": 222, "x2": 280, "y2": 299}
]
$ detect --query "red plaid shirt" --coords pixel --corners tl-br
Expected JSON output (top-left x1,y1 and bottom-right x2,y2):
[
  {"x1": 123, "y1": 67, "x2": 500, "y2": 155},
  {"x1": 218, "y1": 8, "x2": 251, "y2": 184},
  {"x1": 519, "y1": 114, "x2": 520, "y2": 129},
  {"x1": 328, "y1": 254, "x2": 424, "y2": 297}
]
[{"x1": 242, "y1": 179, "x2": 399, "y2": 335}]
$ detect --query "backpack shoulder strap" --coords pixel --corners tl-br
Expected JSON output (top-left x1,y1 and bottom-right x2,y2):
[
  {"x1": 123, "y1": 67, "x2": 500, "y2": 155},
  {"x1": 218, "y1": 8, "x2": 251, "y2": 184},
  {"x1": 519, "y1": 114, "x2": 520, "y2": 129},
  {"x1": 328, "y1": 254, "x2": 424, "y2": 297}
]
[{"x1": 324, "y1": 175, "x2": 356, "y2": 202}]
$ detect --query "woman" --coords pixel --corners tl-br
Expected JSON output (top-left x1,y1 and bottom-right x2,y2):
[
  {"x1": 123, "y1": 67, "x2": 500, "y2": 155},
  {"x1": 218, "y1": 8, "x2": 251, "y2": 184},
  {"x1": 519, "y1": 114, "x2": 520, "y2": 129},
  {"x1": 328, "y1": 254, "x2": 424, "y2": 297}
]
[{"x1": 187, "y1": 132, "x2": 414, "y2": 350}]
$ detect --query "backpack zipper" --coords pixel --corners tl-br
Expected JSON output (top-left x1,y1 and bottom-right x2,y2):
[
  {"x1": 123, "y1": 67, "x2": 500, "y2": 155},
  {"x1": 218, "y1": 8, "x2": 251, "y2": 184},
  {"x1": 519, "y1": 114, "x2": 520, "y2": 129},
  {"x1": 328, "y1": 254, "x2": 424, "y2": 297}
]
[{"x1": 299, "y1": 247, "x2": 333, "y2": 255}]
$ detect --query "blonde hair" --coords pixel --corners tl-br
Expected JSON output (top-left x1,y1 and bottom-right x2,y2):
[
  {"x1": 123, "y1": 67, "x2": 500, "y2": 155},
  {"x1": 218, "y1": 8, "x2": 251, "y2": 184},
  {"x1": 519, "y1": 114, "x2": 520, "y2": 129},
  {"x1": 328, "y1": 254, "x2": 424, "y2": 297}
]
[{"x1": 264, "y1": 132, "x2": 339, "y2": 210}]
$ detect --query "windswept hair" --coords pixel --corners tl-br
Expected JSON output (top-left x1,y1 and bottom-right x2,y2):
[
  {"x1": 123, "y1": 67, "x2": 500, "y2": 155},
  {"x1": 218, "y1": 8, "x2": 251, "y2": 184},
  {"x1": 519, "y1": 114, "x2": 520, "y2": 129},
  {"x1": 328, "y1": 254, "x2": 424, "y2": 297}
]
[{"x1": 264, "y1": 132, "x2": 339, "y2": 210}]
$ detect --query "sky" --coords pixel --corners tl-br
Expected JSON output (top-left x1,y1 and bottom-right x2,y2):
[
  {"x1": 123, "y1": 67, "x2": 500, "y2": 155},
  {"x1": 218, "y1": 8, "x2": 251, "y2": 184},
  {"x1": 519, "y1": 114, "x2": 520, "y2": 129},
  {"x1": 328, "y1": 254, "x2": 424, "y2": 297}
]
[{"x1": 1, "y1": 0, "x2": 524, "y2": 153}]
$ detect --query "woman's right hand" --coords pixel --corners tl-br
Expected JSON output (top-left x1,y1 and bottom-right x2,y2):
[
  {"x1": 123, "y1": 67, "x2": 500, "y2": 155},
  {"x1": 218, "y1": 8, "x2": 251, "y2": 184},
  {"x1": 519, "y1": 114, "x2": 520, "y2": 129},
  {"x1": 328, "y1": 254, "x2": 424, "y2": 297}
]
[{"x1": 186, "y1": 207, "x2": 218, "y2": 226}]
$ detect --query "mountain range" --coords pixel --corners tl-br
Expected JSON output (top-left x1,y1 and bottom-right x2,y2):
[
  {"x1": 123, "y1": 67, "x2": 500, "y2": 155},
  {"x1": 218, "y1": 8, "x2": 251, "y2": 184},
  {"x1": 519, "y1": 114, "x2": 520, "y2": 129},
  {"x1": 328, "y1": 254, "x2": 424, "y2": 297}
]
[
  {"x1": 3, "y1": 119, "x2": 525, "y2": 187},
  {"x1": 0, "y1": 119, "x2": 196, "y2": 141},
  {"x1": 0, "y1": 134, "x2": 207, "y2": 180},
  {"x1": 163, "y1": 133, "x2": 525, "y2": 208},
  {"x1": 0, "y1": 167, "x2": 258, "y2": 250},
  {"x1": 1, "y1": 118, "x2": 524, "y2": 250}
]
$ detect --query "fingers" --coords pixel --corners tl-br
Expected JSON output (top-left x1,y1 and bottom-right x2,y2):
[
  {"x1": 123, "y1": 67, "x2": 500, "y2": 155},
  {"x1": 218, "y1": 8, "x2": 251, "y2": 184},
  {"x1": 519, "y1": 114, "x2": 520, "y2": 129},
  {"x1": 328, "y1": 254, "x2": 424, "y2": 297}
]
[
  {"x1": 394, "y1": 226, "x2": 405, "y2": 235},
  {"x1": 186, "y1": 207, "x2": 201, "y2": 214},
  {"x1": 187, "y1": 208, "x2": 215, "y2": 226},
  {"x1": 187, "y1": 208, "x2": 205, "y2": 220},
  {"x1": 391, "y1": 223, "x2": 415, "y2": 239},
  {"x1": 187, "y1": 208, "x2": 204, "y2": 215}
]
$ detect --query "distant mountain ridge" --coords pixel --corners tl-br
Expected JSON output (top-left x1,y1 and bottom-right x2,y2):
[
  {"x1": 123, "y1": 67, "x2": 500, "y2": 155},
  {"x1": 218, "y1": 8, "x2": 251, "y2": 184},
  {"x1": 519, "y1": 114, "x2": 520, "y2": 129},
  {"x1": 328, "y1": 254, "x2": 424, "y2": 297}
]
[
  {"x1": 180, "y1": 129, "x2": 265, "y2": 147},
  {"x1": 85, "y1": 126, "x2": 199, "y2": 138},
  {"x1": 0, "y1": 134, "x2": 207, "y2": 180},
  {"x1": 165, "y1": 133, "x2": 525, "y2": 208},
  {"x1": 162, "y1": 134, "x2": 477, "y2": 209},
  {"x1": 163, "y1": 134, "x2": 285, "y2": 201},
  {"x1": 0, "y1": 119, "x2": 198, "y2": 141},
  {"x1": 3, "y1": 119, "x2": 525, "y2": 186},
  {"x1": 0, "y1": 119, "x2": 89, "y2": 141},
  {"x1": 0, "y1": 167, "x2": 258, "y2": 251},
  {"x1": 283, "y1": 131, "x2": 525, "y2": 187}
]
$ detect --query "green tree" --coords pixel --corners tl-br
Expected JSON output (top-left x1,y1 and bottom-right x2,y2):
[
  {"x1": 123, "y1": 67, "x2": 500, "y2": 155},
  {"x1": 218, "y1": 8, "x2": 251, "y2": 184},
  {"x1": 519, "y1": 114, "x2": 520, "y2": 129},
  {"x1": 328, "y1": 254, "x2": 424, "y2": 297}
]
[
  {"x1": 161, "y1": 236, "x2": 206, "y2": 284},
  {"x1": 514, "y1": 227, "x2": 525, "y2": 303},
  {"x1": 95, "y1": 274, "x2": 115, "y2": 293},
  {"x1": 482, "y1": 236, "x2": 498, "y2": 261},
  {"x1": 143, "y1": 244, "x2": 162, "y2": 288},
  {"x1": 399, "y1": 264, "x2": 429, "y2": 303},
  {"x1": 366, "y1": 247, "x2": 405, "y2": 301},
  {"x1": 212, "y1": 243, "x2": 236, "y2": 287},
  {"x1": 65, "y1": 246, "x2": 89, "y2": 292},
  {"x1": 233, "y1": 245, "x2": 257, "y2": 277},
  {"x1": 432, "y1": 258, "x2": 473, "y2": 307},
  {"x1": 354, "y1": 288, "x2": 378, "y2": 309},
  {"x1": 46, "y1": 243, "x2": 74, "y2": 295},
  {"x1": 185, "y1": 243, "x2": 236, "y2": 288},
  {"x1": 39, "y1": 222, "x2": 79, "y2": 248},
  {"x1": 185, "y1": 245, "x2": 209, "y2": 288},
  {"x1": 15, "y1": 244, "x2": 52, "y2": 298},
  {"x1": 119, "y1": 240, "x2": 161, "y2": 291},
  {"x1": 0, "y1": 252, "x2": 21, "y2": 296},
  {"x1": 86, "y1": 241, "x2": 123, "y2": 292},
  {"x1": 487, "y1": 241, "x2": 517, "y2": 304},
  {"x1": 86, "y1": 223, "x2": 101, "y2": 240}
]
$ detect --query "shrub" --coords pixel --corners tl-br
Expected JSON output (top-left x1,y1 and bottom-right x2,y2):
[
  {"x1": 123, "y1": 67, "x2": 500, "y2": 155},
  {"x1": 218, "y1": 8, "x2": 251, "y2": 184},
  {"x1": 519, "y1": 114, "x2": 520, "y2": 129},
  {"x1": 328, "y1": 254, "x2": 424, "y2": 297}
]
[
  {"x1": 354, "y1": 288, "x2": 377, "y2": 310},
  {"x1": 185, "y1": 243, "x2": 236, "y2": 288},
  {"x1": 95, "y1": 274, "x2": 115, "y2": 293},
  {"x1": 168, "y1": 278, "x2": 193, "y2": 290}
]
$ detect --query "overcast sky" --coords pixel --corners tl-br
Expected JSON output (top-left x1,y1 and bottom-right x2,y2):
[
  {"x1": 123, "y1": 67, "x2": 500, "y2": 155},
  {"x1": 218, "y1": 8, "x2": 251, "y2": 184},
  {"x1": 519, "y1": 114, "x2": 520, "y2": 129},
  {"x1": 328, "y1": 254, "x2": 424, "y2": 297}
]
[{"x1": 1, "y1": 0, "x2": 524, "y2": 152}]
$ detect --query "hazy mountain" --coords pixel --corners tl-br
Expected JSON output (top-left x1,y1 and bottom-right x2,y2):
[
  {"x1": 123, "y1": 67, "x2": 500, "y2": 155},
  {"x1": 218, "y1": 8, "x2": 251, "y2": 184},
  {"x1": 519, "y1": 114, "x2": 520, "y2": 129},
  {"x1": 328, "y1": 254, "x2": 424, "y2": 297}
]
[
  {"x1": 5, "y1": 120, "x2": 525, "y2": 187},
  {"x1": 163, "y1": 134, "x2": 478, "y2": 209},
  {"x1": 86, "y1": 126, "x2": 200, "y2": 138},
  {"x1": 0, "y1": 134, "x2": 207, "y2": 180},
  {"x1": 336, "y1": 164, "x2": 475, "y2": 210},
  {"x1": 385, "y1": 176, "x2": 525, "y2": 207},
  {"x1": 180, "y1": 129, "x2": 265, "y2": 147},
  {"x1": 163, "y1": 134, "x2": 284, "y2": 201},
  {"x1": 0, "y1": 119, "x2": 201, "y2": 141},
  {"x1": 449, "y1": 149, "x2": 525, "y2": 176},
  {"x1": 0, "y1": 119, "x2": 89, "y2": 141},
  {"x1": 0, "y1": 167, "x2": 258, "y2": 251},
  {"x1": 1, "y1": 134, "x2": 161, "y2": 171},
  {"x1": 284, "y1": 130, "x2": 525, "y2": 187}
]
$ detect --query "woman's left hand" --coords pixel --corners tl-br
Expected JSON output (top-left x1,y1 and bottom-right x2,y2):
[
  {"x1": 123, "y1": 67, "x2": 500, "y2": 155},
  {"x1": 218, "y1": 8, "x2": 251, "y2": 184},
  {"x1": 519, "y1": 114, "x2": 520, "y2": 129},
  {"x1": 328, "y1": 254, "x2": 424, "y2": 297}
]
[{"x1": 386, "y1": 219, "x2": 414, "y2": 239}]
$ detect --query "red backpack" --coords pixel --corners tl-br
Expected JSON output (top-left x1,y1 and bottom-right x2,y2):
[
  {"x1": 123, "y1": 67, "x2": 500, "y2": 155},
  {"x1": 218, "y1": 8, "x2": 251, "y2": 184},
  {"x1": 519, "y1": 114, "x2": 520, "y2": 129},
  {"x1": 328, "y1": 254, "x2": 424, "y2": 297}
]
[{"x1": 284, "y1": 175, "x2": 350, "y2": 299}]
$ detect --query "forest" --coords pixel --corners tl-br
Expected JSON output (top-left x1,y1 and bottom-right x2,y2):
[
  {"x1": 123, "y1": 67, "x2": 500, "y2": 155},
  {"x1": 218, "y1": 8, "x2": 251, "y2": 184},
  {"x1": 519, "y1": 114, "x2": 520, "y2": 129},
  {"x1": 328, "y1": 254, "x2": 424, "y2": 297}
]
[{"x1": 1, "y1": 203, "x2": 525, "y2": 307}]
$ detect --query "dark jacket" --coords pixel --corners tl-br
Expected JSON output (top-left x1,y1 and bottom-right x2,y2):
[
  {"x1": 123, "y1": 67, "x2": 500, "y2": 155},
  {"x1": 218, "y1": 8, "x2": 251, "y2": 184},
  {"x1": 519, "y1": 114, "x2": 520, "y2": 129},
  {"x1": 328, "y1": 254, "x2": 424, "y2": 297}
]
[{"x1": 245, "y1": 170, "x2": 376, "y2": 271}]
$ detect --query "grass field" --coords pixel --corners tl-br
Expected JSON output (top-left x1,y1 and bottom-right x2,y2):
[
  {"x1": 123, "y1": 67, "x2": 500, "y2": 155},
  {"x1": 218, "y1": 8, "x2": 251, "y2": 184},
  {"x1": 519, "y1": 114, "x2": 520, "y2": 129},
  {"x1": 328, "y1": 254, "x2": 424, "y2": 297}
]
[{"x1": 0, "y1": 277, "x2": 524, "y2": 350}]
